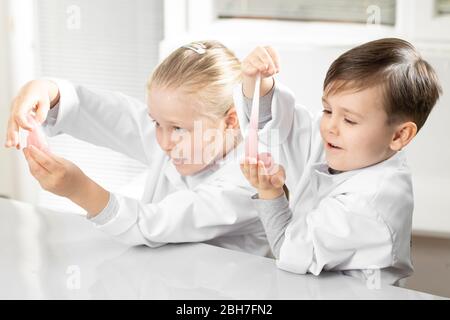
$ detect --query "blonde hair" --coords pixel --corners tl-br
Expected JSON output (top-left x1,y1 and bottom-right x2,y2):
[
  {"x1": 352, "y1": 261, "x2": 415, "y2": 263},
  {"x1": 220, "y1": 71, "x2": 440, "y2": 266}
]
[{"x1": 147, "y1": 40, "x2": 242, "y2": 120}]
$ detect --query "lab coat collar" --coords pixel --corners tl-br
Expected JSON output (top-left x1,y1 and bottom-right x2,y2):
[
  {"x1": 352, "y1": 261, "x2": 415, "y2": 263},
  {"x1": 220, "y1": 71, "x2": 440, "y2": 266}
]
[
  {"x1": 309, "y1": 151, "x2": 407, "y2": 200},
  {"x1": 310, "y1": 163, "x2": 357, "y2": 202},
  {"x1": 163, "y1": 160, "x2": 187, "y2": 190}
]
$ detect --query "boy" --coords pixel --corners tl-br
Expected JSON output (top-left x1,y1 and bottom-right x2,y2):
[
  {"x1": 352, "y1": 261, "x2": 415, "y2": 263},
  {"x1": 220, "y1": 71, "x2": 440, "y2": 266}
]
[{"x1": 238, "y1": 38, "x2": 442, "y2": 285}]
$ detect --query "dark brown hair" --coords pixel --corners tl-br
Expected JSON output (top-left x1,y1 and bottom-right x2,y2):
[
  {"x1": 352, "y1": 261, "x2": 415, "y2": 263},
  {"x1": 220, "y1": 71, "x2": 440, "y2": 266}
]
[{"x1": 324, "y1": 38, "x2": 442, "y2": 131}]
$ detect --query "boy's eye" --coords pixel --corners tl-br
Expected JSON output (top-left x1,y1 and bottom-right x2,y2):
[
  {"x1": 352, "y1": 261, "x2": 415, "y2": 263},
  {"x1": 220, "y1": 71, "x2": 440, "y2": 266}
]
[
  {"x1": 322, "y1": 109, "x2": 332, "y2": 114},
  {"x1": 152, "y1": 120, "x2": 160, "y2": 127},
  {"x1": 344, "y1": 119, "x2": 357, "y2": 125}
]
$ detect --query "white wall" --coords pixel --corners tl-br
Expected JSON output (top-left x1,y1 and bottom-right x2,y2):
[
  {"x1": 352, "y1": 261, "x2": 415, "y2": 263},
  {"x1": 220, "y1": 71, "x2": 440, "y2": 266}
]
[
  {"x1": 0, "y1": 0, "x2": 43, "y2": 204},
  {"x1": 0, "y1": 0, "x2": 14, "y2": 199},
  {"x1": 406, "y1": 53, "x2": 450, "y2": 237}
]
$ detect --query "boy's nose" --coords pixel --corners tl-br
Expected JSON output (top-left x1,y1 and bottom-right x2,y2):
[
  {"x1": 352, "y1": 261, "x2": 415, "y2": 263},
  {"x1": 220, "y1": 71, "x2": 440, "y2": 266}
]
[{"x1": 327, "y1": 117, "x2": 339, "y2": 135}]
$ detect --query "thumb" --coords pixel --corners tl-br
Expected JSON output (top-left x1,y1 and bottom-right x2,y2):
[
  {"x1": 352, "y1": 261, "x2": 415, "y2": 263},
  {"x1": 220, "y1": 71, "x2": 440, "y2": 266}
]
[
  {"x1": 35, "y1": 96, "x2": 50, "y2": 124},
  {"x1": 270, "y1": 175, "x2": 284, "y2": 188}
]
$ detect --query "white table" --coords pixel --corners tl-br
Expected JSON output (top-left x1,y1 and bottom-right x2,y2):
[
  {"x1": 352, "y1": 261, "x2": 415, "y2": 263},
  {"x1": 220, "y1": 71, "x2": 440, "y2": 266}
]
[{"x1": 0, "y1": 198, "x2": 444, "y2": 300}]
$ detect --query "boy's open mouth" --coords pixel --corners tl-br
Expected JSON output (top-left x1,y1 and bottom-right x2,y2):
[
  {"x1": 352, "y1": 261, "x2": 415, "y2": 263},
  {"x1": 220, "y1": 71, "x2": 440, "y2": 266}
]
[{"x1": 326, "y1": 142, "x2": 343, "y2": 150}]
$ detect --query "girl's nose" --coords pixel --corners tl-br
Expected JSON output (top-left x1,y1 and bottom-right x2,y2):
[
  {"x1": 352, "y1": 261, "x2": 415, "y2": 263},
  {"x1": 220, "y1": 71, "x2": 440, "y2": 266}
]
[{"x1": 160, "y1": 132, "x2": 175, "y2": 152}]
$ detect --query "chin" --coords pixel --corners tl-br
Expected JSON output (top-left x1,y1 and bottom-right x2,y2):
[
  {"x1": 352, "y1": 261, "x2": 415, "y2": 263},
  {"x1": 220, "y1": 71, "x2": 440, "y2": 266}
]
[
  {"x1": 326, "y1": 158, "x2": 351, "y2": 172},
  {"x1": 327, "y1": 158, "x2": 375, "y2": 172},
  {"x1": 174, "y1": 164, "x2": 206, "y2": 176},
  {"x1": 175, "y1": 166, "x2": 192, "y2": 176}
]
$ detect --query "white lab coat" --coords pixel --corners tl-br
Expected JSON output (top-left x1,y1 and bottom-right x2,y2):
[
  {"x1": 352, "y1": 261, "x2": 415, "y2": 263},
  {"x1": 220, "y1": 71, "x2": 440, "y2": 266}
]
[
  {"x1": 42, "y1": 79, "x2": 270, "y2": 257},
  {"x1": 233, "y1": 82, "x2": 414, "y2": 285}
]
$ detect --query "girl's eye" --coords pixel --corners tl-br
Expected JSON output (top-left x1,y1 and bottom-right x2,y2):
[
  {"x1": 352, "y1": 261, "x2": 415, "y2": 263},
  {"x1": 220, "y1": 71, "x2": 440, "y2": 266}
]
[
  {"x1": 152, "y1": 120, "x2": 160, "y2": 127},
  {"x1": 322, "y1": 109, "x2": 332, "y2": 115},
  {"x1": 174, "y1": 126, "x2": 185, "y2": 133},
  {"x1": 344, "y1": 119, "x2": 357, "y2": 125}
]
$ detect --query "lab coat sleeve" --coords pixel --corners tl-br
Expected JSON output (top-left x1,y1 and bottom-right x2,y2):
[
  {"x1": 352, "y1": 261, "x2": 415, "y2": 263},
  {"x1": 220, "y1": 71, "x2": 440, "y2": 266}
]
[
  {"x1": 277, "y1": 194, "x2": 394, "y2": 276},
  {"x1": 271, "y1": 81, "x2": 324, "y2": 173},
  {"x1": 251, "y1": 193, "x2": 292, "y2": 258},
  {"x1": 42, "y1": 78, "x2": 155, "y2": 165},
  {"x1": 242, "y1": 86, "x2": 274, "y2": 129},
  {"x1": 90, "y1": 178, "x2": 260, "y2": 247}
]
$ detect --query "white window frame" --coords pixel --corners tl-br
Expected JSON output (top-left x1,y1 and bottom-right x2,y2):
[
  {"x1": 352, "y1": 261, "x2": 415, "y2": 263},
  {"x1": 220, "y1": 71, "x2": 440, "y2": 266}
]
[
  {"x1": 163, "y1": 0, "x2": 450, "y2": 49},
  {"x1": 408, "y1": 0, "x2": 450, "y2": 41}
]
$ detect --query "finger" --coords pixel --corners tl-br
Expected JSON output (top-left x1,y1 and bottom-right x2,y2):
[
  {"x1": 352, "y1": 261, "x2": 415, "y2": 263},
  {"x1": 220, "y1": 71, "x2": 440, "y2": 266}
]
[
  {"x1": 28, "y1": 145, "x2": 58, "y2": 171},
  {"x1": 242, "y1": 60, "x2": 259, "y2": 77},
  {"x1": 265, "y1": 46, "x2": 280, "y2": 72},
  {"x1": 252, "y1": 54, "x2": 272, "y2": 75},
  {"x1": 35, "y1": 96, "x2": 50, "y2": 124},
  {"x1": 257, "y1": 160, "x2": 268, "y2": 176},
  {"x1": 270, "y1": 166, "x2": 286, "y2": 189},
  {"x1": 240, "y1": 162, "x2": 249, "y2": 179},
  {"x1": 277, "y1": 164, "x2": 286, "y2": 182},
  {"x1": 5, "y1": 118, "x2": 20, "y2": 148},
  {"x1": 243, "y1": 62, "x2": 260, "y2": 77},
  {"x1": 257, "y1": 161, "x2": 270, "y2": 188},
  {"x1": 249, "y1": 56, "x2": 269, "y2": 74},
  {"x1": 257, "y1": 47, "x2": 276, "y2": 75},
  {"x1": 23, "y1": 147, "x2": 49, "y2": 178},
  {"x1": 242, "y1": 157, "x2": 250, "y2": 179},
  {"x1": 13, "y1": 101, "x2": 34, "y2": 131},
  {"x1": 270, "y1": 175, "x2": 284, "y2": 189},
  {"x1": 258, "y1": 152, "x2": 273, "y2": 168},
  {"x1": 248, "y1": 158, "x2": 259, "y2": 186}
]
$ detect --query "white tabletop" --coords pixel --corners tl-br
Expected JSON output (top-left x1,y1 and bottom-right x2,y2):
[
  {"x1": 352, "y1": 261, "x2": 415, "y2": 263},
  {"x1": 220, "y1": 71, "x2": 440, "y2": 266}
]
[{"x1": 0, "y1": 198, "x2": 443, "y2": 300}]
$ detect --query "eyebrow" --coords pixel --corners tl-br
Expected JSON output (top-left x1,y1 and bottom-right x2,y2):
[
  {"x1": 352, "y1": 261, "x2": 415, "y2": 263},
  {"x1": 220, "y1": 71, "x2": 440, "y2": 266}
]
[
  {"x1": 321, "y1": 97, "x2": 364, "y2": 119},
  {"x1": 147, "y1": 112, "x2": 186, "y2": 127}
]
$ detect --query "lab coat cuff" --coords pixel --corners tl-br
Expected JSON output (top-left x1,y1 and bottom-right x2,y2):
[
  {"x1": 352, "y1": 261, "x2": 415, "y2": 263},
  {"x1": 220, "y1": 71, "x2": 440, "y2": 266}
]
[
  {"x1": 252, "y1": 193, "x2": 289, "y2": 217},
  {"x1": 41, "y1": 78, "x2": 80, "y2": 137},
  {"x1": 92, "y1": 194, "x2": 139, "y2": 236},
  {"x1": 88, "y1": 192, "x2": 119, "y2": 226}
]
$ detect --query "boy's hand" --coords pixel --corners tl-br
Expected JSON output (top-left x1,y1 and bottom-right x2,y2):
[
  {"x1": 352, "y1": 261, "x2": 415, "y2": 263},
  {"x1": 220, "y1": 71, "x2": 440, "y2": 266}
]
[
  {"x1": 23, "y1": 145, "x2": 109, "y2": 215},
  {"x1": 5, "y1": 79, "x2": 60, "y2": 150},
  {"x1": 240, "y1": 154, "x2": 286, "y2": 200},
  {"x1": 242, "y1": 46, "x2": 280, "y2": 98}
]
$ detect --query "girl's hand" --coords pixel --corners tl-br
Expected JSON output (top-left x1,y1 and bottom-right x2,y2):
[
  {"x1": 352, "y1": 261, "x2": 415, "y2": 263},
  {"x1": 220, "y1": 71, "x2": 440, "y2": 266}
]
[
  {"x1": 23, "y1": 145, "x2": 109, "y2": 215},
  {"x1": 240, "y1": 155, "x2": 286, "y2": 200},
  {"x1": 5, "y1": 79, "x2": 60, "y2": 150},
  {"x1": 23, "y1": 146, "x2": 85, "y2": 198},
  {"x1": 242, "y1": 46, "x2": 280, "y2": 98}
]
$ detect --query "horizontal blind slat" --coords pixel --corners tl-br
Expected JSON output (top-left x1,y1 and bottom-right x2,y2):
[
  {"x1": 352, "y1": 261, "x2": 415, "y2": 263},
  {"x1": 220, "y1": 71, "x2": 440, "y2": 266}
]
[{"x1": 35, "y1": 0, "x2": 163, "y2": 213}]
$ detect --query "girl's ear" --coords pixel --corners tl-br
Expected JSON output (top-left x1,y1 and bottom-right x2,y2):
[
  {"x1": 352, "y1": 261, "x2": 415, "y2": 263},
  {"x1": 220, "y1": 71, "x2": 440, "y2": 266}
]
[
  {"x1": 390, "y1": 121, "x2": 417, "y2": 151},
  {"x1": 224, "y1": 106, "x2": 240, "y2": 129}
]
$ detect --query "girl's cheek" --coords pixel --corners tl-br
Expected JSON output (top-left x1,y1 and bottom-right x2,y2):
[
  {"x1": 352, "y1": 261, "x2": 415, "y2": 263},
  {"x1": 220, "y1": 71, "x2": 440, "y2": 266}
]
[{"x1": 155, "y1": 129, "x2": 162, "y2": 146}]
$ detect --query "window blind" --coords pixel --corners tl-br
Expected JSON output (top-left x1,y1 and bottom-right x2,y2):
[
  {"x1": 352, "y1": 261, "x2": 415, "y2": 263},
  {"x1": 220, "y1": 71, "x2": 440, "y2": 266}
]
[
  {"x1": 216, "y1": 0, "x2": 396, "y2": 25},
  {"x1": 34, "y1": 0, "x2": 163, "y2": 214},
  {"x1": 437, "y1": 0, "x2": 450, "y2": 15}
]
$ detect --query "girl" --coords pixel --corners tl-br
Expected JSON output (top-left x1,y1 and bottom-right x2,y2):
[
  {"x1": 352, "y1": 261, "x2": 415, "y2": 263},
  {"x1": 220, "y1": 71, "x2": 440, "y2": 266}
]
[{"x1": 5, "y1": 41, "x2": 270, "y2": 256}]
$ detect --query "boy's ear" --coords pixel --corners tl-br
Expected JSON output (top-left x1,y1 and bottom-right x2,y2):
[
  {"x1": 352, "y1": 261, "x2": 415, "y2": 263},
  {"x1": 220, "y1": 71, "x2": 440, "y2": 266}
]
[
  {"x1": 224, "y1": 106, "x2": 239, "y2": 129},
  {"x1": 390, "y1": 121, "x2": 417, "y2": 151}
]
